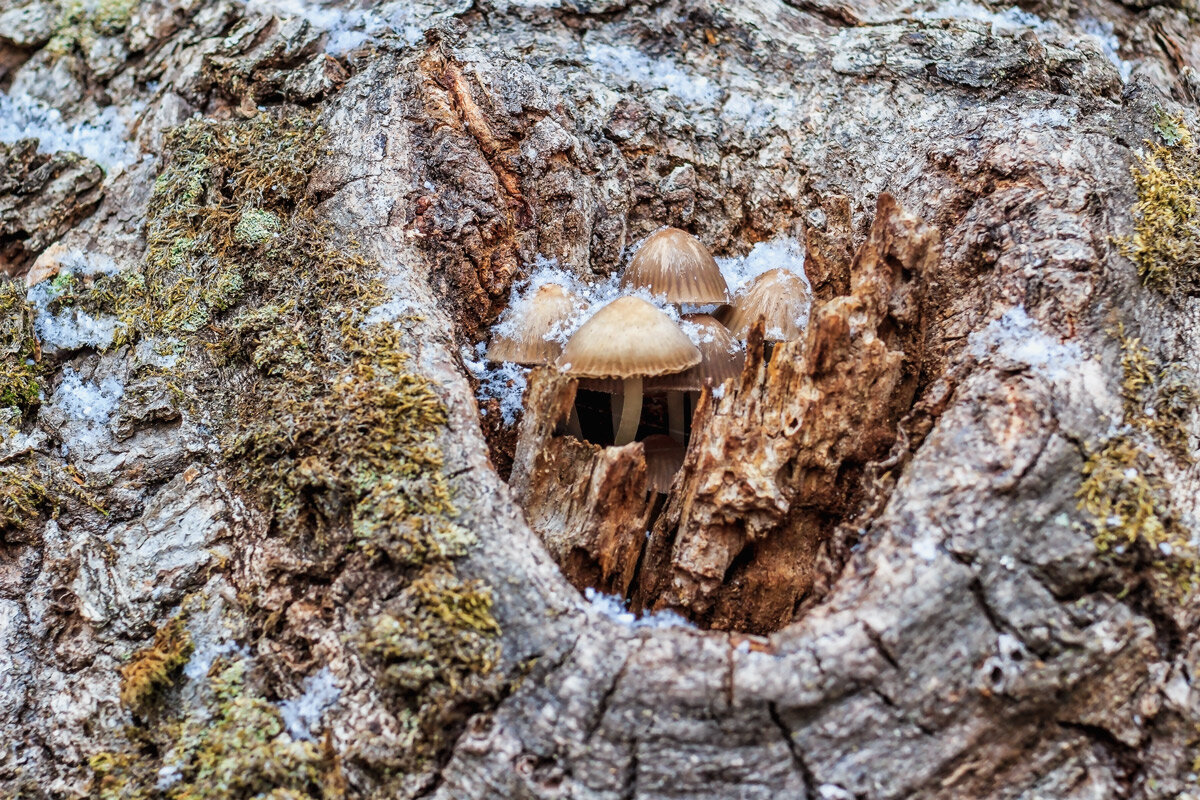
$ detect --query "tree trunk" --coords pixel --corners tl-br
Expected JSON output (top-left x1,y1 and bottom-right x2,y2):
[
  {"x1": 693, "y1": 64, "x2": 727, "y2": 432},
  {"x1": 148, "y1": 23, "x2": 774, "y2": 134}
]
[{"x1": 3, "y1": 0, "x2": 1200, "y2": 798}]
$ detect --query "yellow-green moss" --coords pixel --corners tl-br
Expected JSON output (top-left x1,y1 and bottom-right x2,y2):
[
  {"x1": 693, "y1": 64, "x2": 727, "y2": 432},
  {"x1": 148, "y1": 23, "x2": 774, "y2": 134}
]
[
  {"x1": 1076, "y1": 328, "x2": 1200, "y2": 591},
  {"x1": 358, "y1": 563, "x2": 501, "y2": 757},
  {"x1": 82, "y1": 110, "x2": 501, "y2": 784},
  {"x1": 119, "y1": 615, "x2": 194, "y2": 715},
  {"x1": 0, "y1": 280, "x2": 43, "y2": 412},
  {"x1": 46, "y1": 0, "x2": 139, "y2": 56},
  {"x1": 94, "y1": 658, "x2": 339, "y2": 800},
  {"x1": 1120, "y1": 114, "x2": 1200, "y2": 292}
]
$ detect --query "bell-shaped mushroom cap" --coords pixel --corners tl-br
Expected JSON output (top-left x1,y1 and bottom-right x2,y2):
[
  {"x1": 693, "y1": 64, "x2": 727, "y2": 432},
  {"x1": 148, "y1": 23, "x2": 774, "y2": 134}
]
[
  {"x1": 621, "y1": 228, "x2": 730, "y2": 305},
  {"x1": 487, "y1": 283, "x2": 585, "y2": 365},
  {"x1": 648, "y1": 313, "x2": 745, "y2": 392},
  {"x1": 556, "y1": 296, "x2": 700, "y2": 379},
  {"x1": 724, "y1": 268, "x2": 812, "y2": 342},
  {"x1": 642, "y1": 434, "x2": 686, "y2": 494}
]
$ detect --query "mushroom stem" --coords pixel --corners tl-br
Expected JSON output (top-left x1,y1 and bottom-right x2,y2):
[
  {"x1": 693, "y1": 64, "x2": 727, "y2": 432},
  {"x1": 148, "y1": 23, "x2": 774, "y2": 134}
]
[
  {"x1": 566, "y1": 405, "x2": 583, "y2": 438},
  {"x1": 614, "y1": 376, "x2": 643, "y2": 446},
  {"x1": 666, "y1": 391, "x2": 686, "y2": 443}
]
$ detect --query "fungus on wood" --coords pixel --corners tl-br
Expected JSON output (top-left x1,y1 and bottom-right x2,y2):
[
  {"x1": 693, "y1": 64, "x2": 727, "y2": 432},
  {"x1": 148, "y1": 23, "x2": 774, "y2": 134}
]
[{"x1": 512, "y1": 194, "x2": 936, "y2": 634}]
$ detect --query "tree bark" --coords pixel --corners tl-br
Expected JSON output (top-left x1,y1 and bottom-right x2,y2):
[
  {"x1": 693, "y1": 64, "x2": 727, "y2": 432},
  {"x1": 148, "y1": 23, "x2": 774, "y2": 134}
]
[{"x1": 4, "y1": 0, "x2": 1200, "y2": 798}]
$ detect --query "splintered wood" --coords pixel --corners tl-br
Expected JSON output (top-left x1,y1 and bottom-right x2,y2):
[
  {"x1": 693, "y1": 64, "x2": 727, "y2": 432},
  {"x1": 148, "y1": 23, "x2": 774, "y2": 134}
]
[{"x1": 511, "y1": 194, "x2": 939, "y2": 633}]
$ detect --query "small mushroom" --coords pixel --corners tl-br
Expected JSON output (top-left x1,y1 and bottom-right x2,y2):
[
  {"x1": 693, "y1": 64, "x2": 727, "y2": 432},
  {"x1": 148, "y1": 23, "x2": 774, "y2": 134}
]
[
  {"x1": 487, "y1": 283, "x2": 587, "y2": 435},
  {"x1": 621, "y1": 227, "x2": 731, "y2": 305},
  {"x1": 647, "y1": 313, "x2": 745, "y2": 441},
  {"x1": 642, "y1": 434, "x2": 686, "y2": 494},
  {"x1": 556, "y1": 296, "x2": 700, "y2": 446},
  {"x1": 487, "y1": 283, "x2": 586, "y2": 365},
  {"x1": 723, "y1": 267, "x2": 812, "y2": 355}
]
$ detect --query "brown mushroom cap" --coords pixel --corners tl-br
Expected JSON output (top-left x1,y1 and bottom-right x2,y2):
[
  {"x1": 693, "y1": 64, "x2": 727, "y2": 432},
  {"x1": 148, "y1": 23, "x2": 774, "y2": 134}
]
[
  {"x1": 487, "y1": 283, "x2": 585, "y2": 365},
  {"x1": 620, "y1": 228, "x2": 730, "y2": 305},
  {"x1": 724, "y1": 268, "x2": 812, "y2": 342},
  {"x1": 647, "y1": 313, "x2": 745, "y2": 392},
  {"x1": 555, "y1": 296, "x2": 700, "y2": 379},
  {"x1": 643, "y1": 434, "x2": 686, "y2": 494}
]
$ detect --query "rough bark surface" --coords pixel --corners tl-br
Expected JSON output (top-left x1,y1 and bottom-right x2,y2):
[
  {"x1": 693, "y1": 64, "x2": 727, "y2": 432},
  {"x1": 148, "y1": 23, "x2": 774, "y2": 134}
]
[{"x1": 4, "y1": 0, "x2": 1200, "y2": 799}]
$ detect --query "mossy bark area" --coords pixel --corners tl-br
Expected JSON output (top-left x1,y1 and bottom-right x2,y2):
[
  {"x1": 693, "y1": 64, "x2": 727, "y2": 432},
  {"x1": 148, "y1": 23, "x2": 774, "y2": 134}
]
[{"x1": 6, "y1": 1, "x2": 1200, "y2": 799}]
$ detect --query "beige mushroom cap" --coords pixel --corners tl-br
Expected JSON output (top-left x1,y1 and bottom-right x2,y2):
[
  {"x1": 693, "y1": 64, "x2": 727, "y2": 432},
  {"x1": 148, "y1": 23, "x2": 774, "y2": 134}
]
[
  {"x1": 487, "y1": 283, "x2": 585, "y2": 365},
  {"x1": 647, "y1": 313, "x2": 745, "y2": 392},
  {"x1": 621, "y1": 227, "x2": 730, "y2": 305},
  {"x1": 556, "y1": 296, "x2": 700, "y2": 379},
  {"x1": 642, "y1": 434, "x2": 686, "y2": 494},
  {"x1": 724, "y1": 268, "x2": 812, "y2": 342}
]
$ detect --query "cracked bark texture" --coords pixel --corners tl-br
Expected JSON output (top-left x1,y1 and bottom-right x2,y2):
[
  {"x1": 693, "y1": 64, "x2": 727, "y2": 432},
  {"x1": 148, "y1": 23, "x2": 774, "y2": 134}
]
[{"x1": 5, "y1": 0, "x2": 1200, "y2": 798}]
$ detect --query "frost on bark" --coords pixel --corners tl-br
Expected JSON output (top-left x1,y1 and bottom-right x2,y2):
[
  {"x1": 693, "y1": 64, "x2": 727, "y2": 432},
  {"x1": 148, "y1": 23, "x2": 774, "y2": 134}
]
[{"x1": 4, "y1": 0, "x2": 1200, "y2": 799}]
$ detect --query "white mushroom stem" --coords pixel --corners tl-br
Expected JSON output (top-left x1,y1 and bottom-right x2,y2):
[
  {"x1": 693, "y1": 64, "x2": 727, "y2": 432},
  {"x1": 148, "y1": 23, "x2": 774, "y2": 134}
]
[
  {"x1": 666, "y1": 391, "x2": 686, "y2": 443},
  {"x1": 614, "y1": 376, "x2": 643, "y2": 446}
]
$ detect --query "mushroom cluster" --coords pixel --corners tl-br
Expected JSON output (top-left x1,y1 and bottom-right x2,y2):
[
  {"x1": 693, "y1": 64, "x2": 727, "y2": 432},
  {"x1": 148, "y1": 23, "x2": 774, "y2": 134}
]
[{"x1": 486, "y1": 227, "x2": 813, "y2": 490}]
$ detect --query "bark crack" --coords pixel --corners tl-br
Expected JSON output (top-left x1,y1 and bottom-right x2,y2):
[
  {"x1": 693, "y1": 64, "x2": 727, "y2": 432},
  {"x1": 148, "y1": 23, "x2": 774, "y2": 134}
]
[{"x1": 768, "y1": 702, "x2": 817, "y2": 800}]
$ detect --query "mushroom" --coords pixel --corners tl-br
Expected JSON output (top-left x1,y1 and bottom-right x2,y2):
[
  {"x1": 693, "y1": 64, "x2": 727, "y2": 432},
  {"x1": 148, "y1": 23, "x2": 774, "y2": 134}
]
[
  {"x1": 723, "y1": 267, "x2": 812, "y2": 357},
  {"x1": 642, "y1": 434, "x2": 687, "y2": 494},
  {"x1": 621, "y1": 227, "x2": 731, "y2": 305},
  {"x1": 647, "y1": 313, "x2": 745, "y2": 442},
  {"x1": 556, "y1": 296, "x2": 700, "y2": 446},
  {"x1": 487, "y1": 283, "x2": 585, "y2": 365},
  {"x1": 487, "y1": 283, "x2": 587, "y2": 434}
]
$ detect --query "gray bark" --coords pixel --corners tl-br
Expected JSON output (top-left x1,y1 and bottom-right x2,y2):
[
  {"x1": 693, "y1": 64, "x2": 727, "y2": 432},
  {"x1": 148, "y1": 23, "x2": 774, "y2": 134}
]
[{"x1": 3, "y1": 0, "x2": 1200, "y2": 798}]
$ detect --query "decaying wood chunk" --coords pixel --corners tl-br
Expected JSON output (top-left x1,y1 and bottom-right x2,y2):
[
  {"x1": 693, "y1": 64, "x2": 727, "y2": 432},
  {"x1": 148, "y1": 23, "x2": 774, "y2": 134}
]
[{"x1": 512, "y1": 193, "x2": 939, "y2": 633}]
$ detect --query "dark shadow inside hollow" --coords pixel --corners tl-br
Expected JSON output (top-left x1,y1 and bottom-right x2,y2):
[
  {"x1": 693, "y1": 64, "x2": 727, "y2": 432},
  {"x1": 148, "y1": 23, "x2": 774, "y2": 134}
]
[{"x1": 572, "y1": 389, "x2": 671, "y2": 447}]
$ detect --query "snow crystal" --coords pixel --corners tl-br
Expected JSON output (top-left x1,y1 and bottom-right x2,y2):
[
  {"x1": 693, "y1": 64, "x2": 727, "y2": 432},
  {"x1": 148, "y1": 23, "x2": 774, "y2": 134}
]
[
  {"x1": 363, "y1": 296, "x2": 418, "y2": 327},
  {"x1": 242, "y1": 0, "x2": 465, "y2": 54},
  {"x1": 916, "y1": 2, "x2": 1048, "y2": 32},
  {"x1": 721, "y1": 91, "x2": 796, "y2": 136},
  {"x1": 182, "y1": 635, "x2": 242, "y2": 684},
  {"x1": 156, "y1": 765, "x2": 183, "y2": 791},
  {"x1": 48, "y1": 367, "x2": 123, "y2": 428},
  {"x1": 1079, "y1": 17, "x2": 1133, "y2": 83},
  {"x1": 584, "y1": 41, "x2": 718, "y2": 106},
  {"x1": 584, "y1": 587, "x2": 695, "y2": 629},
  {"x1": 911, "y1": 536, "x2": 938, "y2": 561},
  {"x1": 0, "y1": 92, "x2": 141, "y2": 172},
  {"x1": 27, "y1": 278, "x2": 124, "y2": 352},
  {"x1": 278, "y1": 667, "x2": 342, "y2": 741},
  {"x1": 967, "y1": 306, "x2": 1085, "y2": 381},
  {"x1": 463, "y1": 342, "x2": 528, "y2": 426}
]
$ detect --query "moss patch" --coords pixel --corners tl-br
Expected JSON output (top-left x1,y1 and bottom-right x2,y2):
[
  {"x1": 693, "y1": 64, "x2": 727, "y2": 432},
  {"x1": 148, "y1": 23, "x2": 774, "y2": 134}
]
[
  {"x1": 46, "y1": 0, "x2": 139, "y2": 57},
  {"x1": 1076, "y1": 328, "x2": 1199, "y2": 592},
  {"x1": 1120, "y1": 114, "x2": 1200, "y2": 292},
  {"x1": 82, "y1": 110, "x2": 501, "y2": 785},
  {"x1": 0, "y1": 281, "x2": 43, "y2": 411},
  {"x1": 119, "y1": 615, "x2": 195, "y2": 715},
  {"x1": 94, "y1": 658, "x2": 340, "y2": 800}
]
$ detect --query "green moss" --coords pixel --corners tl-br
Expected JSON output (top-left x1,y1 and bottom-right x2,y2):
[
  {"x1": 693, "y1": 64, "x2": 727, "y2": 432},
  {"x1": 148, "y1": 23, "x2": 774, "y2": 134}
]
[
  {"x1": 1076, "y1": 328, "x2": 1200, "y2": 592},
  {"x1": 358, "y1": 563, "x2": 500, "y2": 757},
  {"x1": 0, "y1": 280, "x2": 43, "y2": 412},
  {"x1": 119, "y1": 615, "x2": 194, "y2": 715},
  {"x1": 46, "y1": 0, "x2": 138, "y2": 56},
  {"x1": 93, "y1": 658, "x2": 338, "y2": 800},
  {"x1": 82, "y1": 110, "x2": 501, "y2": 782},
  {"x1": 1119, "y1": 116, "x2": 1200, "y2": 292}
]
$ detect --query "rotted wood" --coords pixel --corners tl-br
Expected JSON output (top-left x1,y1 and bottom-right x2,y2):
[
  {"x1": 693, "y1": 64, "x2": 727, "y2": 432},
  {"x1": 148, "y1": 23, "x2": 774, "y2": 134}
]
[
  {"x1": 512, "y1": 193, "x2": 938, "y2": 633},
  {"x1": 512, "y1": 369, "x2": 654, "y2": 598}
]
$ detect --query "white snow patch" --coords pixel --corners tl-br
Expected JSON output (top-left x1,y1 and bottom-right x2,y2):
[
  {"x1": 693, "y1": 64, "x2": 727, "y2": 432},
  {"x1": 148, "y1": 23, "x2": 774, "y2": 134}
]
[
  {"x1": 183, "y1": 635, "x2": 244, "y2": 684},
  {"x1": 584, "y1": 586, "x2": 695, "y2": 629},
  {"x1": 278, "y1": 667, "x2": 341, "y2": 741},
  {"x1": 916, "y1": 2, "x2": 1050, "y2": 33},
  {"x1": 721, "y1": 91, "x2": 796, "y2": 136},
  {"x1": 967, "y1": 306, "x2": 1085, "y2": 381},
  {"x1": 242, "y1": 0, "x2": 463, "y2": 54},
  {"x1": 48, "y1": 367, "x2": 123, "y2": 428},
  {"x1": 1079, "y1": 17, "x2": 1133, "y2": 83},
  {"x1": 584, "y1": 41, "x2": 718, "y2": 105},
  {"x1": 363, "y1": 296, "x2": 419, "y2": 328},
  {"x1": 0, "y1": 92, "x2": 141, "y2": 172},
  {"x1": 463, "y1": 342, "x2": 528, "y2": 426},
  {"x1": 912, "y1": 536, "x2": 938, "y2": 561},
  {"x1": 27, "y1": 279, "x2": 124, "y2": 352},
  {"x1": 156, "y1": 764, "x2": 183, "y2": 791}
]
